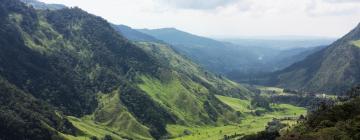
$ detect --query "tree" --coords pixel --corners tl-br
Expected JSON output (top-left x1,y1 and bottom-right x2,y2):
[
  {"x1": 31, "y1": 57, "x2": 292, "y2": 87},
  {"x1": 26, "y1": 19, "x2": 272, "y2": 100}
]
[
  {"x1": 90, "y1": 136, "x2": 98, "y2": 140},
  {"x1": 103, "y1": 135, "x2": 112, "y2": 140}
]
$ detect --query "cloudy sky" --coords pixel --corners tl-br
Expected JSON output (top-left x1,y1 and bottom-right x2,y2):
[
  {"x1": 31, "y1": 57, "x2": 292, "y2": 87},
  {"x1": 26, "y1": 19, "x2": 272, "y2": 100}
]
[{"x1": 40, "y1": 0, "x2": 360, "y2": 38}]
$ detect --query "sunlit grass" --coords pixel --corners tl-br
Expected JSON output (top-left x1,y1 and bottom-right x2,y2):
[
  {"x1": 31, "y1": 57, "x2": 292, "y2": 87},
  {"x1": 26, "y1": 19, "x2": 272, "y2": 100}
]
[
  {"x1": 352, "y1": 40, "x2": 360, "y2": 48},
  {"x1": 167, "y1": 96, "x2": 307, "y2": 140},
  {"x1": 215, "y1": 95, "x2": 252, "y2": 113}
]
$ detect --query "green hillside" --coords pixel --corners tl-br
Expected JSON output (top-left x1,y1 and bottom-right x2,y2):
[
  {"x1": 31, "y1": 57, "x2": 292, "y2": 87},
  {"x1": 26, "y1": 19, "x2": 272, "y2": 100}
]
[
  {"x1": 4, "y1": 1, "x2": 353, "y2": 140},
  {"x1": 272, "y1": 23, "x2": 360, "y2": 95},
  {"x1": 0, "y1": 1, "x2": 254, "y2": 139}
]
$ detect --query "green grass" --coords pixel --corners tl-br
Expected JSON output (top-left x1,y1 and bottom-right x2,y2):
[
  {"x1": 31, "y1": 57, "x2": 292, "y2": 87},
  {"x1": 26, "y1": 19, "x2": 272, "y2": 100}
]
[
  {"x1": 62, "y1": 90, "x2": 153, "y2": 140},
  {"x1": 138, "y1": 75, "x2": 211, "y2": 124},
  {"x1": 64, "y1": 116, "x2": 126, "y2": 140},
  {"x1": 352, "y1": 40, "x2": 360, "y2": 48},
  {"x1": 9, "y1": 13, "x2": 23, "y2": 23},
  {"x1": 64, "y1": 115, "x2": 152, "y2": 140},
  {"x1": 167, "y1": 96, "x2": 307, "y2": 140},
  {"x1": 256, "y1": 86, "x2": 294, "y2": 96},
  {"x1": 136, "y1": 42, "x2": 253, "y2": 99},
  {"x1": 215, "y1": 95, "x2": 251, "y2": 112},
  {"x1": 93, "y1": 91, "x2": 152, "y2": 139}
]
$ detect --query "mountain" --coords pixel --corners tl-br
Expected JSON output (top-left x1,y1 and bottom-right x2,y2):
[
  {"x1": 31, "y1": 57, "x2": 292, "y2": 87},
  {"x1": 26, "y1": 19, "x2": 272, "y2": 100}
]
[
  {"x1": 270, "y1": 46, "x2": 326, "y2": 70},
  {"x1": 222, "y1": 38, "x2": 334, "y2": 50},
  {"x1": 112, "y1": 24, "x2": 160, "y2": 43},
  {"x1": 0, "y1": 0, "x2": 252, "y2": 139},
  {"x1": 271, "y1": 23, "x2": 360, "y2": 95},
  {"x1": 139, "y1": 28, "x2": 227, "y2": 48},
  {"x1": 20, "y1": 0, "x2": 66, "y2": 10},
  {"x1": 227, "y1": 46, "x2": 326, "y2": 83},
  {"x1": 137, "y1": 28, "x2": 323, "y2": 76}
]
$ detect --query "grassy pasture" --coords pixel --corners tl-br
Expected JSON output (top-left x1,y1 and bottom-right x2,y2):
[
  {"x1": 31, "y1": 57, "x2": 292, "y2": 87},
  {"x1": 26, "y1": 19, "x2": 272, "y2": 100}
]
[{"x1": 167, "y1": 95, "x2": 306, "y2": 140}]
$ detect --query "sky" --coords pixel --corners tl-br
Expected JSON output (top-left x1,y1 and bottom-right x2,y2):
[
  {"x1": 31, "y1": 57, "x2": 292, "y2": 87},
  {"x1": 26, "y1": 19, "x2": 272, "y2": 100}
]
[{"x1": 39, "y1": 0, "x2": 360, "y2": 38}]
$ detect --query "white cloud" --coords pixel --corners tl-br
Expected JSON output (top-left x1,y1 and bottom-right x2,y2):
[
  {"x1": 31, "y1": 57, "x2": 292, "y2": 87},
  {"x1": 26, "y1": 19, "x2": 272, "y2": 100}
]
[
  {"x1": 155, "y1": 0, "x2": 238, "y2": 9},
  {"x1": 324, "y1": 0, "x2": 360, "y2": 3},
  {"x1": 39, "y1": 0, "x2": 360, "y2": 38},
  {"x1": 306, "y1": 0, "x2": 360, "y2": 16}
]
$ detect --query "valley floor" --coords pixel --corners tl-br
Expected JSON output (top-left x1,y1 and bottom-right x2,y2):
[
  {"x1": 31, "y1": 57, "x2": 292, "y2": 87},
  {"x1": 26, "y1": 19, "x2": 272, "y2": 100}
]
[
  {"x1": 167, "y1": 95, "x2": 306, "y2": 140},
  {"x1": 59, "y1": 87, "x2": 307, "y2": 140}
]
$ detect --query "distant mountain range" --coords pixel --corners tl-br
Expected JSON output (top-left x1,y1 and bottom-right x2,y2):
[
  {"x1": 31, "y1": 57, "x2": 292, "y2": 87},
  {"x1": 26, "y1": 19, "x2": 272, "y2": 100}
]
[
  {"x1": 112, "y1": 24, "x2": 161, "y2": 43},
  {"x1": 222, "y1": 38, "x2": 334, "y2": 49},
  {"x1": 139, "y1": 28, "x2": 227, "y2": 48},
  {"x1": 133, "y1": 27, "x2": 329, "y2": 77}
]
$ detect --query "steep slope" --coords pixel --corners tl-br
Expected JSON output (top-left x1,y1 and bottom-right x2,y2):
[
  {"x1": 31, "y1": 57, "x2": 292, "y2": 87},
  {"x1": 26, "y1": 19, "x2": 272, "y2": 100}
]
[
  {"x1": 135, "y1": 42, "x2": 252, "y2": 124},
  {"x1": 137, "y1": 28, "x2": 322, "y2": 76},
  {"x1": 272, "y1": 23, "x2": 360, "y2": 94},
  {"x1": 0, "y1": 1, "x2": 163, "y2": 138},
  {"x1": 0, "y1": 0, "x2": 252, "y2": 139},
  {"x1": 0, "y1": 76, "x2": 77, "y2": 140}
]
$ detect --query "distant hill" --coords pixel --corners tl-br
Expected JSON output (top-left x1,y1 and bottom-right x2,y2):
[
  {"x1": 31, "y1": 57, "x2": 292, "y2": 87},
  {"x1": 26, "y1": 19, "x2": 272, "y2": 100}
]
[
  {"x1": 139, "y1": 28, "x2": 226, "y2": 48},
  {"x1": 222, "y1": 38, "x2": 334, "y2": 50},
  {"x1": 271, "y1": 23, "x2": 360, "y2": 95},
  {"x1": 227, "y1": 45, "x2": 326, "y2": 83},
  {"x1": 112, "y1": 24, "x2": 160, "y2": 43},
  {"x1": 137, "y1": 28, "x2": 324, "y2": 77}
]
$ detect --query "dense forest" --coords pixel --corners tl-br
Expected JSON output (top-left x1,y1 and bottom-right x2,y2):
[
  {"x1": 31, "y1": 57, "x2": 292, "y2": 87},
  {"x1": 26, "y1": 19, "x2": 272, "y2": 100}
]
[{"x1": 279, "y1": 86, "x2": 360, "y2": 139}]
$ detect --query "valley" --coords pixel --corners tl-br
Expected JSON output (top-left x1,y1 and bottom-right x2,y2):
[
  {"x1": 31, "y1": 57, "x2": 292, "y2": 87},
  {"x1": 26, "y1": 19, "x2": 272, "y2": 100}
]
[
  {"x1": 59, "y1": 89, "x2": 307, "y2": 140},
  {"x1": 1, "y1": 0, "x2": 360, "y2": 140},
  {"x1": 167, "y1": 95, "x2": 306, "y2": 140}
]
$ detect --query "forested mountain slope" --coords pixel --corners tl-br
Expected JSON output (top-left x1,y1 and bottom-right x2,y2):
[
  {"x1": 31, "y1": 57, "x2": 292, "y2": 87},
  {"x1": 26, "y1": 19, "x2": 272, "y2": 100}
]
[
  {"x1": 272, "y1": 23, "x2": 360, "y2": 95},
  {"x1": 0, "y1": 0, "x2": 252, "y2": 139}
]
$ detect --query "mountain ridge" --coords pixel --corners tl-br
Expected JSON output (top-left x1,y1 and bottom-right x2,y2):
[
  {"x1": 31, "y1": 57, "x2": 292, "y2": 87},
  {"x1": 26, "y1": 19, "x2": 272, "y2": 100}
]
[
  {"x1": 112, "y1": 24, "x2": 161, "y2": 43},
  {"x1": 272, "y1": 23, "x2": 360, "y2": 94},
  {"x1": 138, "y1": 28, "x2": 226, "y2": 48},
  {"x1": 20, "y1": 0, "x2": 66, "y2": 10}
]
